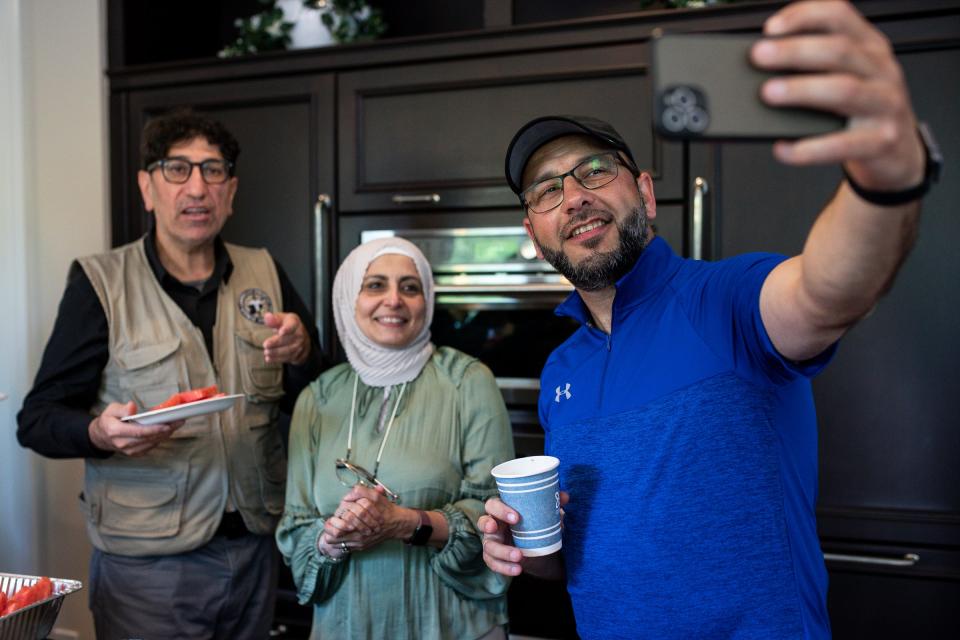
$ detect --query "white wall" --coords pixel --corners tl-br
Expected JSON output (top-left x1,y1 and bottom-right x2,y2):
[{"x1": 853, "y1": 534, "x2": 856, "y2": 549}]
[
  {"x1": 1, "y1": 1, "x2": 108, "y2": 638},
  {"x1": 0, "y1": 0, "x2": 38, "y2": 582}
]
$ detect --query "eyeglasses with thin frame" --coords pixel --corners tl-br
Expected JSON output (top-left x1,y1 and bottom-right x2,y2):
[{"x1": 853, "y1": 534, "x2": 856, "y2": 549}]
[
  {"x1": 520, "y1": 152, "x2": 637, "y2": 214},
  {"x1": 335, "y1": 458, "x2": 401, "y2": 504},
  {"x1": 146, "y1": 158, "x2": 233, "y2": 185}
]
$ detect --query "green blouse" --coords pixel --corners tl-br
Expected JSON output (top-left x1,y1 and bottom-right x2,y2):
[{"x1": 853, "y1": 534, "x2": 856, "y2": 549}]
[{"x1": 276, "y1": 347, "x2": 515, "y2": 639}]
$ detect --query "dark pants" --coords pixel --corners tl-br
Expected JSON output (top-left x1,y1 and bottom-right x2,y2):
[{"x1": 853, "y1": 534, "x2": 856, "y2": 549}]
[{"x1": 89, "y1": 533, "x2": 278, "y2": 640}]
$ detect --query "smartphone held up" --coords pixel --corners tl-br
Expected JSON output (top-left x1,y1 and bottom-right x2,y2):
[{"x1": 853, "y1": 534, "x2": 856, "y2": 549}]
[{"x1": 651, "y1": 30, "x2": 847, "y2": 141}]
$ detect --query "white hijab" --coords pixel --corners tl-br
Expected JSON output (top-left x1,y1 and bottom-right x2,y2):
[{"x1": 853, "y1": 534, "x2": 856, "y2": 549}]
[{"x1": 332, "y1": 237, "x2": 435, "y2": 387}]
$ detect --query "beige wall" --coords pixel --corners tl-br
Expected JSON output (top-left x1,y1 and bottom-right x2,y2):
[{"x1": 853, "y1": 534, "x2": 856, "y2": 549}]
[
  {"x1": 2, "y1": 1, "x2": 108, "y2": 638},
  {"x1": 0, "y1": 0, "x2": 37, "y2": 586}
]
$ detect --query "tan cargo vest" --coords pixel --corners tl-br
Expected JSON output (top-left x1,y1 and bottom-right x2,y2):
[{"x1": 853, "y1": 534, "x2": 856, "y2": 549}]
[{"x1": 78, "y1": 238, "x2": 287, "y2": 556}]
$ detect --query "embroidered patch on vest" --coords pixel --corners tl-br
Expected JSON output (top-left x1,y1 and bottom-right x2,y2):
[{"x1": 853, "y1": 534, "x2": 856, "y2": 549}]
[{"x1": 238, "y1": 288, "x2": 273, "y2": 324}]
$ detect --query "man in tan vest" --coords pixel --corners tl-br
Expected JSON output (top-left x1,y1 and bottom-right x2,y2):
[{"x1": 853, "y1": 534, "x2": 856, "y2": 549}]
[{"x1": 18, "y1": 110, "x2": 325, "y2": 639}]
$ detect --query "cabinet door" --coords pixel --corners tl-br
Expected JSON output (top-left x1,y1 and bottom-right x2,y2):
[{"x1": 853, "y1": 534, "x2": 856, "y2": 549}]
[
  {"x1": 337, "y1": 42, "x2": 683, "y2": 212},
  {"x1": 823, "y1": 542, "x2": 960, "y2": 639},
  {"x1": 827, "y1": 571, "x2": 960, "y2": 639},
  {"x1": 114, "y1": 76, "x2": 336, "y2": 352},
  {"x1": 812, "y1": 45, "x2": 960, "y2": 546}
]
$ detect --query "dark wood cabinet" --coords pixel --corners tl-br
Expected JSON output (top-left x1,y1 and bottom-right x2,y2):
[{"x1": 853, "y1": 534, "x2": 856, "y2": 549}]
[
  {"x1": 337, "y1": 43, "x2": 683, "y2": 212},
  {"x1": 826, "y1": 549, "x2": 960, "y2": 640}
]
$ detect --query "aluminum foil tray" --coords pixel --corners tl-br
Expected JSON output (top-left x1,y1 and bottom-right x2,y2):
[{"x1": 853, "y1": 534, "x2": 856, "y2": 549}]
[{"x1": 0, "y1": 572, "x2": 83, "y2": 640}]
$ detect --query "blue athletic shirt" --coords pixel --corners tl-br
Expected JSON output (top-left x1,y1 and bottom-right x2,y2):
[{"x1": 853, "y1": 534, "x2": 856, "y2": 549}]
[{"x1": 539, "y1": 236, "x2": 834, "y2": 639}]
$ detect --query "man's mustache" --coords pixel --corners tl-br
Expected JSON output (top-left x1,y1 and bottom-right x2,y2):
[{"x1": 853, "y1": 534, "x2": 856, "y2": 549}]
[{"x1": 560, "y1": 209, "x2": 613, "y2": 240}]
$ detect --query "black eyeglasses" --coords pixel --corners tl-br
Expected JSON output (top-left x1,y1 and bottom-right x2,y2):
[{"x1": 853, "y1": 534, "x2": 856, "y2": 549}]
[
  {"x1": 335, "y1": 458, "x2": 400, "y2": 504},
  {"x1": 520, "y1": 153, "x2": 636, "y2": 214},
  {"x1": 146, "y1": 158, "x2": 233, "y2": 185}
]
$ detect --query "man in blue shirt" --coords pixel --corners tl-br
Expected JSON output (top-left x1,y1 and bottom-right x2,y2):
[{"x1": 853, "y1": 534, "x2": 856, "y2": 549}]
[{"x1": 479, "y1": 2, "x2": 938, "y2": 638}]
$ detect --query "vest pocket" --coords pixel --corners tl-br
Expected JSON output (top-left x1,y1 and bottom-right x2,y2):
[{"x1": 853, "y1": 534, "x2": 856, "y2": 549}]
[
  {"x1": 114, "y1": 338, "x2": 184, "y2": 412},
  {"x1": 96, "y1": 464, "x2": 187, "y2": 538},
  {"x1": 235, "y1": 329, "x2": 284, "y2": 403}
]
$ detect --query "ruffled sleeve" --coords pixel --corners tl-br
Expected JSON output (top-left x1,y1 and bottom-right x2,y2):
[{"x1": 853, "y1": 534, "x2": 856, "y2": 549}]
[
  {"x1": 275, "y1": 384, "x2": 349, "y2": 604},
  {"x1": 429, "y1": 360, "x2": 515, "y2": 599}
]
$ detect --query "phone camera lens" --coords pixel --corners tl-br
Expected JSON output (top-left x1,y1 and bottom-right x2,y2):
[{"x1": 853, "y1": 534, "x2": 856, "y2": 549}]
[
  {"x1": 686, "y1": 107, "x2": 709, "y2": 133},
  {"x1": 662, "y1": 107, "x2": 686, "y2": 133},
  {"x1": 667, "y1": 87, "x2": 698, "y2": 109}
]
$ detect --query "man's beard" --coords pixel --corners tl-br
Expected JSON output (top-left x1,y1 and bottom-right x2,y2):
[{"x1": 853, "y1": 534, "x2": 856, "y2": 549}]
[{"x1": 535, "y1": 201, "x2": 649, "y2": 292}]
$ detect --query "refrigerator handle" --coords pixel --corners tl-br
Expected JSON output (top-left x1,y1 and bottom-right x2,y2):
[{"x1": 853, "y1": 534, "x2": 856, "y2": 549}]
[
  {"x1": 313, "y1": 194, "x2": 332, "y2": 354},
  {"x1": 692, "y1": 177, "x2": 708, "y2": 260},
  {"x1": 823, "y1": 552, "x2": 920, "y2": 568}
]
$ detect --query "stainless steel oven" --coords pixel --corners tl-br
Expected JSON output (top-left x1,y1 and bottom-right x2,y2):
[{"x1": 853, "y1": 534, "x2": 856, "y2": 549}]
[{"x1": 361, "y1": 226, "x2": 580, "y2": 456}]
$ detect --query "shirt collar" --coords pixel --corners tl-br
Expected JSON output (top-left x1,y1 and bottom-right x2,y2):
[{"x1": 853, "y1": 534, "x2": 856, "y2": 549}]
[
  {"x1": 555, "y1": 235, "x2": 680, "y2": 325},
  {"x1": 143, "y1": 220, "x2": 233, "y2": 291}
]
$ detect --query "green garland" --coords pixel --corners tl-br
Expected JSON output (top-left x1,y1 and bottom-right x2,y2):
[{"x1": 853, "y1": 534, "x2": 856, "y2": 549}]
[
  {"x1": 220, "y1": 0, "x2": 386, "y2": 58},
  {"x1": 219, "y1": 1, "x2": 293, "y2": 58},
  {"x1": 317, "y1": 0, "x2": 387, "y2": 44}
]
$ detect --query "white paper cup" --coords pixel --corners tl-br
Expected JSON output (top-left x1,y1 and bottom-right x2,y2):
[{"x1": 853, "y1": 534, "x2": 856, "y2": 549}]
[{"x1": 491, "y1": 455, "x2": 562, "y2": 557}]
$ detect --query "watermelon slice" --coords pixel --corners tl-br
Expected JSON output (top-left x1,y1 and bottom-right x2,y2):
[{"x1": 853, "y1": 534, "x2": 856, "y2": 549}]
[{"x1": 150, "y1": 385, "x2": 220, "y2": 411}]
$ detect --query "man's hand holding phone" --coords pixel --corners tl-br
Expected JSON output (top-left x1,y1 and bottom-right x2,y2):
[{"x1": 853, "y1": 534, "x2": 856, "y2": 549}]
[
  {"x1": 750, "y1": 0, "x2": 926, "y2": 191},
  {"x1": 654, "y1": 2, "x2": 925, "y2": 186}
]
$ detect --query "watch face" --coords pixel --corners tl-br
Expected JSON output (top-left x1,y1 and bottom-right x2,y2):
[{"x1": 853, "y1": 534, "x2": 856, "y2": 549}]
[
  {"x1": 410, "y1": 524, "x2": 433, "y2": 546},
  {"x1": 407, "y1": 510, "x2": 433, "y2": 546}
]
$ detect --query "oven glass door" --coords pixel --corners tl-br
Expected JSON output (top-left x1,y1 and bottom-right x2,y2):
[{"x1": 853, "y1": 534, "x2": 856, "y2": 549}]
[{"x1": 431, "y1": 292, "x2": 580, "y2": 382}]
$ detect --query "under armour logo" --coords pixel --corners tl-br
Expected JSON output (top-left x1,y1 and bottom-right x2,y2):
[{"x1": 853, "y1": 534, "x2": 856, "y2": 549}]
[{"x1": 554, "y1": 383, "x2": 572, "y2": 403}]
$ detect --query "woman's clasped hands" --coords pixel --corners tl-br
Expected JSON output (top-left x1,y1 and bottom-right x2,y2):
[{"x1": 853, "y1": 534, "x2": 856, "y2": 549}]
[{"x1": 320, "y1": 484, "x2": 404, "y2": 557}]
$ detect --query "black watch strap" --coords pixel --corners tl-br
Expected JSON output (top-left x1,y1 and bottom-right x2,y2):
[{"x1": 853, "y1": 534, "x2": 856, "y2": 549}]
[
  {"x1": 405, "y1": 509, "x2": 433, "y2": 546},
  {"x1": 844, "y1": 121, "x2": 942, "y2": 207}
]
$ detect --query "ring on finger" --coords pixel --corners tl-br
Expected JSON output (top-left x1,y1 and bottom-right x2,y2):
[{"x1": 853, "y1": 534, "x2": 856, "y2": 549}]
[{"x1": 340, "y1": 541, "x2": 349, "y2": 554}]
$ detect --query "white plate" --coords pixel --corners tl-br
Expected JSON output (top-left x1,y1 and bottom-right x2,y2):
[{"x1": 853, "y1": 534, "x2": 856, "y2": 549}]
[{"x1": 121, "y1": 394, "x2": 243, "y2": 425}]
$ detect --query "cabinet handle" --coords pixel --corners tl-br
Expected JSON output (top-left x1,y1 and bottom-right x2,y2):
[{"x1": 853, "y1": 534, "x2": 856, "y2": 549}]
[
  {"x1": 691, "y1": 177, "x2": 708, "y2": 260},
  {"x1": 823, "y1": 552, "x2": 920, "y2": 567},
  {"x1": 313, "y1": 194, "x2": 332, "y2": 353},
  {"x1": 392, "y1": 193, "x2": 441, "y2": 204}
]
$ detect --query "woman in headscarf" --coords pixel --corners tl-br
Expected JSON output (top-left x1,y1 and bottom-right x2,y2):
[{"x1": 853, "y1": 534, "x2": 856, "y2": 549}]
[{"x1": 277, "y1": 237, "x2": 515, "y2": 639}]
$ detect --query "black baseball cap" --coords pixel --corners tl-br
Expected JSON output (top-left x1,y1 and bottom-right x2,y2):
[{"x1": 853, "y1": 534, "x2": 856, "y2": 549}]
[{"x1": 504, "y1": 115, "x2": 637, "y2": 195}]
